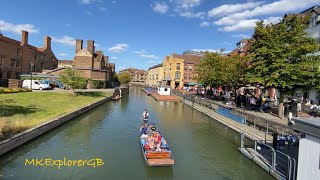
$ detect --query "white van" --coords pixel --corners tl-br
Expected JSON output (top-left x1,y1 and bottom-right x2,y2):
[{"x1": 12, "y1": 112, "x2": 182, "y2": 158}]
[{"x1": 22, "y1": 80, "x2": 50, "y2": 90}]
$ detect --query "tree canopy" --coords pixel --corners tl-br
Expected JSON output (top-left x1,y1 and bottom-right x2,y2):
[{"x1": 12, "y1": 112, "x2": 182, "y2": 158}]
[
  {"x1": 195, "y1": 52, "x2": 248, "y2": 88},
  {"x1": 246, "y1": 15, "x2": 319, "y2": 93},
  {"x1": 118, "y1": 72, "x2": 131, "y2": 85},
  {"x1": 59, "y1": 68, "x2": 89, "y2": 94}
]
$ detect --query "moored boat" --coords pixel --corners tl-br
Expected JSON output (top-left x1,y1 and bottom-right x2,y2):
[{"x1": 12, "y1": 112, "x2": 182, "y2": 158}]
[
  {"x1": 112, "y1": 96, "x2": 121, "y2": 100},
  {"x1": 139, "y1": 126, "x2": 174, "y2": 166}
]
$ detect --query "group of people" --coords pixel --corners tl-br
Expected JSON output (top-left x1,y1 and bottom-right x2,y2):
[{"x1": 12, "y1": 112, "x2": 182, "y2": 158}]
[{"x1": 140, "y1": 109, "x2": 167, "y2": 152}]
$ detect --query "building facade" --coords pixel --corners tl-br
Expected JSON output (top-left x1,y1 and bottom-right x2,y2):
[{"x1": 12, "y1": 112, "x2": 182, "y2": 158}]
[
  {"x1": 146, "y1": 63, "x2": 163, "y2": 87},
  {"x1": 230, "y1": 39, "x2": 251, "y2": 57},
  {"x1": 119, "y1": 68, "x2": 147, "y2": 83},
  {"x1": 0, "y1": 30, "x2": 58, "y2": 82},
  {"x1": 162, "y1": 53, "x2": 202, "y2": 89},
  {"x1": 47, "y1": 39, "x2": 114, "y2": 88}
]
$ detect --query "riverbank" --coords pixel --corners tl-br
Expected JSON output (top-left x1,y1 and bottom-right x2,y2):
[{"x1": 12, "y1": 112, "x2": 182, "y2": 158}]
[{"x1": 0, "y1": 91, "x2": 113, "y2": 140}]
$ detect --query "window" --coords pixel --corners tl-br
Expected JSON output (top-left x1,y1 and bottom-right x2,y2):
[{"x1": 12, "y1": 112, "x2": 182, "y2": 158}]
[
  {"x1": 10, "y1": 59, "x2": 16, "y2": 67},
  {"x1": 169, "y1": 63, "x2": 171, "y2": 70},
  {"x1": 41, "y1": 62, "x2": 44, "y2": 70},
  {"x1": 16, "y1": 60, "x2": 20, "y2": 67},
  {"x1": 189, "y1": 65, "x2": 193, "y2": 71},
  {"x1": 7, "y1": 71, "x2": 11, "y2": 78},
  {"x1": 176, "y1": 63, "x2": 181, "y2": 70},
  {"x1": 83, "y1": 59, "x2": 86, "y2": 63},
  {"x1": 0, "y1": 57, "x2": 3, "y2": 65},
  {"x1": 310, "y1": 15, "x2": 317, "y2": 27},
  {"x1": 164, "y1": 88, "x2": 167, "y2": 91},
  {"x1": 156, "y1": 74, "x2": 158, "y2": 80},
  {"x1": 175, "y1": 71, "x2": 181, "y2": 79},
  {"x1": 184, "y1": 65, "x2": 187, "y2": 70},
  {"x1": 184, "y1": 73, "x2": 187, "y2": 79},
  {"x1": 33, "y1": 55, "x2": 37, "y2": 61},
  {"x1": 15, "y1": 72, "x2": 20, "y2": 79}
]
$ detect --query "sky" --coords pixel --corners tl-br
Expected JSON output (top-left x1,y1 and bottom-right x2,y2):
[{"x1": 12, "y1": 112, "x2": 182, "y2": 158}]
[{"x1": 1, "y1": 0, "x2": 320, "y2": 72}]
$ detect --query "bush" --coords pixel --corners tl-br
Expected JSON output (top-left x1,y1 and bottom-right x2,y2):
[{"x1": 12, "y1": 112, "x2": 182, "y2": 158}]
[
  {"x1": 92, "y1": 80, "x2": 105, "y2": 89},
  {"x1": 0, "y1": 88, "x2": 31, "y2": 94}
]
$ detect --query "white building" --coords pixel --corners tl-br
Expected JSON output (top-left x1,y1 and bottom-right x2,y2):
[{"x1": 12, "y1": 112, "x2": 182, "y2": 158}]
[
  {"x1": 158, "y1": 86, "x2": 171, "y2": 95},
  {"x1": 292, "y1": 117, "x2": 320, "y2": 180}
]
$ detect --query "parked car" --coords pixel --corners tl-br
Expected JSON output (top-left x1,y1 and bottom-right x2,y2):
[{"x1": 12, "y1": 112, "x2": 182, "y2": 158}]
[{"x1": 22, "y1": 80, "x2": 50, "y2": 90}]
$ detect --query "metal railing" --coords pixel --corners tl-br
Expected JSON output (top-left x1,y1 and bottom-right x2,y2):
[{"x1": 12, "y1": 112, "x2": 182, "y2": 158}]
[{"x1": 240, "y1": 133, "x2": 297, "y2": 180}]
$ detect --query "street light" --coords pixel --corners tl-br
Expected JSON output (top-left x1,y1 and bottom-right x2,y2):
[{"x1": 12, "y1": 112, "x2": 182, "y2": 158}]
[{"x1": 30, "y1": 61, "x2": 34, "y2": 90}]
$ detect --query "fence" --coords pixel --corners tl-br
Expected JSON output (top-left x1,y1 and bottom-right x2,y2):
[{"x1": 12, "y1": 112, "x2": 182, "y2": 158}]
[{"x1": 240, "y1": 133, "x2": 297, "y2": 180}]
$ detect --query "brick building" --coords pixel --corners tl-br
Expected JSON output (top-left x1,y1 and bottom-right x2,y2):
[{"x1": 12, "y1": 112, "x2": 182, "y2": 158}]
[
  {"x1": 230, "y1": 39, "x2": 251, "y2": 57},
  {"x1": 0, "y1": 30, "x2": 58, "y2": 82},
  {"x1": 46, "y1": 39, "x2": 115, "y2": 88},
  {"x1": 119, "y1": 68, "x2": 147, "y2": 83}
]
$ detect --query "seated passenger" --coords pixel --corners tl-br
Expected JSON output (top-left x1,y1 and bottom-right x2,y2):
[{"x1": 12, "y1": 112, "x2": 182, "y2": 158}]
[
  {"x1": 155, "y1": 131, "x2": 162, "y2": 151},
  {"x1": 148, "y1": 133, "x2": 155, "y2": 150},
  {"x1": 140, "y1": 131, "x2": 148, "y2": 140},
  {"x1": 151, "y1": 124, "x2": 156, "y2": 131}
]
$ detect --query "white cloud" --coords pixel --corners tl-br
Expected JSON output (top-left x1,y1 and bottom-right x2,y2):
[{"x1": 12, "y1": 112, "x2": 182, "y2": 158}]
[
  {"x1": 52, "y1": 36, "x2": 76, "y2": 46},
  {"x1": 108, "y1": 43, "x2": 129, "y2": 53},
  {"x1": 180, "y1": 11, "x2": 205, "y2": 19},
  {"x1": 191, "y1": 49, "x2": 221, "y2": 53},
  {"x1": 118, "y1": 66, "x2": 125, "y2": 69},
  {"x1": 232, "y1": 34, "x2": 251, "y2": 39},
  {"x1": 0, "y1": 20, "x2": 39, "y2": 34},
  {"x1": 200, "y1": 21, "x2": 209, "y2": 27},
  {"x1": 95, "y1": 43, "x2": 101, "y2": 47},
  {"x1": 173, "y1": 0, "x2": 201, "y2": 10},
  {"x1": 152, "y1": 2, "x2": 169, "y2": 14},
  {"x1": 59, "y1": 53, "x2": 68, "y2": 56},
  {"x1": 215, "y1": 0, "x2": 320, "y2": 26},
  {"x1": 219, "y1": 17, "x2": 282, "y2": 32},
  {"x1": 133, "y1": 50, "x2": 146, "y2": 54},
  {"x1": 208, "y1": 1, "x2": 263, "y2": 18},
  {"x1": 111, "y1": 56, "x2": 118, "y2": 59},
  {"x1": 140, "y1": 54, "x2": 159, "y2": 59}
]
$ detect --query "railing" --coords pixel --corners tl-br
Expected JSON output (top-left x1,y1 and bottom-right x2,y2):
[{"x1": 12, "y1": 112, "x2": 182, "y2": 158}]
[{"x1": 240, "y1": 133, "x2": 297, "y2": 180}]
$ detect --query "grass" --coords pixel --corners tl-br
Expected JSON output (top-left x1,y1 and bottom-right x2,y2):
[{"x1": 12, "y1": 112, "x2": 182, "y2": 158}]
[{"x1": 0, "y1": 91, "x2": 112, "y2": 140}]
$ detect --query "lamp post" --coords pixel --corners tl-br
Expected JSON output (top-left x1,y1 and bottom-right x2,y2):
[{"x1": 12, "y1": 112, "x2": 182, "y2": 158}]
[{"x1": 30, "y1": 61, "x2": 34, "y2": 90}]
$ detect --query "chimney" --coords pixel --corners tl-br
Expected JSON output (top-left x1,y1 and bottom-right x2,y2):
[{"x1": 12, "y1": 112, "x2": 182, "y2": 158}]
[
  {"x1": 87, "y1": 40, "x2": 95, "y2": 54},
  {"x1": 21, "y1": 30, "x2": 28, "y2": 46},
  {"x1": 76, "y1": 39, "x2": 83, "y2": 53},
  {"x1": 44, "y1": 36, "x2": 51, "y2": 49}
]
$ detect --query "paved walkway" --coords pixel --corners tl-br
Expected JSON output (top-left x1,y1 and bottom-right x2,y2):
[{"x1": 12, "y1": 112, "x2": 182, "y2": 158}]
[{"x1": 182, "y1": 98, "x2": 273, "y2": 142}]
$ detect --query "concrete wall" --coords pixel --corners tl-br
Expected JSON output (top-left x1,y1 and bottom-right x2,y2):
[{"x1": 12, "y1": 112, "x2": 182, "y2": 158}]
[
  {"x1": 0, "y1": 89, "x2": 129, "y2": 156},
  {"x1": 297, "y1": 134, "x2": 320, "y2": 180}
]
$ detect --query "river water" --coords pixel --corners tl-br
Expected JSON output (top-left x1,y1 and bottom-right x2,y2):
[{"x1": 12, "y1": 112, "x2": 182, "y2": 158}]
[{"x1": 0, "y1": 87, "x2": 273, "y2": 180}]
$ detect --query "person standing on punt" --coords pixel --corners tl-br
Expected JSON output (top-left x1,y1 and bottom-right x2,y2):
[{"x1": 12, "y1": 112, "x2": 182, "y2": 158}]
[{"x1": 142, "y1": 109, "x2": 149, "y2": 122}]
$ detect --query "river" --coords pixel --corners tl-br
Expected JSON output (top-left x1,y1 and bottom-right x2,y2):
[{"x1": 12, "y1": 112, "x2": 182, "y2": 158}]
[{"x1": 0, "y1": 87, "x2": 273, "y2": 180}]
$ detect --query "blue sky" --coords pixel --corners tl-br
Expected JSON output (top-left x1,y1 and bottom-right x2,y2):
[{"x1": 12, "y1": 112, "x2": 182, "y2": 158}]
[{"x1": 1, "y1": 0, "x2": 319, "y2": 72}]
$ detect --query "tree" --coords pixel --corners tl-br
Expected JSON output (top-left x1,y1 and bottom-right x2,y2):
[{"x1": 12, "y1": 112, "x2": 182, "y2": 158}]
[
  {"x1": 246, "y1": 15, "x2": 319, "y2": 118},
  {"x1": 118, "y1": 72, "x2": 131, "y2": 85},
  {"x1": 195, "y1": 52, "x2": 248, "y2": 89},
  {"x1": 59, "y1": 68, "x2": 89, "y2": 95},
  {"x1": 113, "y1": 72, "x2": 120, "y2": 85}
]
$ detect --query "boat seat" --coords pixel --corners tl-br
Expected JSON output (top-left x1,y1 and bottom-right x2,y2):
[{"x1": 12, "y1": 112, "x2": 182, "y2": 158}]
[{"x1": 146, "y1": 152, "x2": 171, "y2": 159}]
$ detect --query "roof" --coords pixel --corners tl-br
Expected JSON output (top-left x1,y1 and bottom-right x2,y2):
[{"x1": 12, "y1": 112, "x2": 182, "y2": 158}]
[
  {"x1": 58, "y1": 60, "x2": 73, "y2": 64},
  {"x1": 75, "y1": 49, "x2": 92, "y2": 57},
  {"x1": 172, "y1": 54, "x2": 202, "y2": 64},
  {"x1": 292, "y1": 117, "x2": 320, "y2": 138},
  {"x1": 148, "y1": 63, "x2": 163, "y2": 71}
]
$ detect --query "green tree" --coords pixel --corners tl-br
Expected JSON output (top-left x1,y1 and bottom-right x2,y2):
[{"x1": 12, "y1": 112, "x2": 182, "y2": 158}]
[
  {"x1": 118, "y1": 72, "x2": 131, "y2": 85},
  {"x1": 246, "y1": 15, "x2": 319, "y2": 118},
  {"x1": 59, "y1": 68, "x2": 88, "y2": 95},
  {"x1": 113, "y1": 72, "x2": 120, "y2": 85}
]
